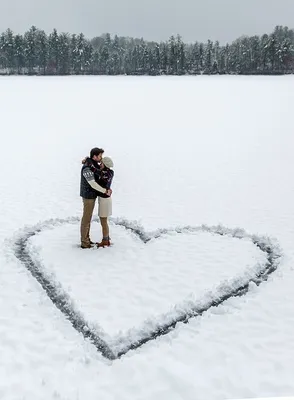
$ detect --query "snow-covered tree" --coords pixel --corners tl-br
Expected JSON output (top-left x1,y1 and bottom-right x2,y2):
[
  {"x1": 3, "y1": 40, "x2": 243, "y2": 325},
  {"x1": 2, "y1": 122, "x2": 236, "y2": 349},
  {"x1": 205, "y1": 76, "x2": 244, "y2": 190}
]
[
  {"x1": 204, "y1": 40, "x2": 213, "y2": 74},
  {"x1": 176, "y1": 35, "x2": 186, "y2": 75},
  {"x1": 59, "y1": 33, "x2": 70, "y2": 74},
  {"x1": 48, "y1": 29, "x2": 60, "y2": 73},
  {"x1": 24, "y1": 26, "x2": 38, "y2": 74},
  {"x1": 1, "y1": 24, "x2": 294, "y2": 75},
  {"x1": 36, "y1": 30, "x2": 48, "y2": 74},
  {"x1": 4, "y1": 29, "x2": 15, "y2": 72},
  {"x1": 84, "y1": 41, "x2": 94, "y2": 74},
  {"x1": 14, "y1": 34, "x2": 25, "y2": 73}
]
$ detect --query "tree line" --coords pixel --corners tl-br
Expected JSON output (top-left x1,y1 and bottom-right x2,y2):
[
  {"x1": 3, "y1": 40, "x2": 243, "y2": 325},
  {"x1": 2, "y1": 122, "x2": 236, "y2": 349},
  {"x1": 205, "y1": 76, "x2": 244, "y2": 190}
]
[{"x1": 0, "y1": 25, "x2": 293, "y2": 76}]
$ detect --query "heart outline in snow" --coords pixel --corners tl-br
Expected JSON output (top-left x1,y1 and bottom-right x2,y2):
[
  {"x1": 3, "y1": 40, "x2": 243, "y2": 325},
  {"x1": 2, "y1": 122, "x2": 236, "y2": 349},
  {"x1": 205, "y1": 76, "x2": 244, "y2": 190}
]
[{"x1": 11, "y1": 216, "x2": 282, "y2": 361}]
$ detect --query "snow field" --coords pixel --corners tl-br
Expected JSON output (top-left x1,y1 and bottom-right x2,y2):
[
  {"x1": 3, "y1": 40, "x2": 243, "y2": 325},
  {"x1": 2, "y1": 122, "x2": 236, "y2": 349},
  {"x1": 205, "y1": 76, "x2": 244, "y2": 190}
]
[{"x1": 0, "y1": 76, "x2": 294, "y2": 399}]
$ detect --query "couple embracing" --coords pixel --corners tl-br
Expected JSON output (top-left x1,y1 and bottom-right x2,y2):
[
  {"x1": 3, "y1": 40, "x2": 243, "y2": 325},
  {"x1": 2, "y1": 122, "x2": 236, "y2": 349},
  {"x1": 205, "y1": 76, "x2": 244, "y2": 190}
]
[{"x1": 80, "y1": 147, "x2": 114, "y2": 249}]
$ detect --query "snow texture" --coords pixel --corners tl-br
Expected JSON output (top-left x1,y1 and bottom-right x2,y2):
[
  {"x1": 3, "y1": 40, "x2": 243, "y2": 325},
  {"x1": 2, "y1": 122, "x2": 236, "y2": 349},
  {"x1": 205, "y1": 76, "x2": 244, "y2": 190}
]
[
  {"x1": 1, "y1": 76, "x2": 294, "y2": 400},
  {"x1": 11, "y1": 216, "x2": 281, "y2": 358}
]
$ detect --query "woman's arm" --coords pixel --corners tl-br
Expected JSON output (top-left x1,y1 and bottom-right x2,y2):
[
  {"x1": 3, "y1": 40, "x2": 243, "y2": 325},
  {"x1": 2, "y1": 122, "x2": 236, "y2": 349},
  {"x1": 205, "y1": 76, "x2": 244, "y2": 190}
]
[{"x1": 104, "y1": 170, "x2": 114, "y2": 189}]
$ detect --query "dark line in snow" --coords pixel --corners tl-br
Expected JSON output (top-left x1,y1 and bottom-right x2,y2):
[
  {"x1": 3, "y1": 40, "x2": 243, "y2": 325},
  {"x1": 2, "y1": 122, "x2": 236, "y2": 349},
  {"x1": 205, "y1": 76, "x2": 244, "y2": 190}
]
[
  {"x1": 12, "y1": 217, "x2": 282, "y2": 361},
  {"x1": 13, "y1": 227, "x2": 116, "y2": 361}
]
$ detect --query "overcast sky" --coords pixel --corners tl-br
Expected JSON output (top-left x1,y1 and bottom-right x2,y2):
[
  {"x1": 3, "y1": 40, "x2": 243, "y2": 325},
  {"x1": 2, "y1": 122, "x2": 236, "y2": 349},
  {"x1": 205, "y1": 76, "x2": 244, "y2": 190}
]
[{"x1": 1, "y1": 0, "x2": 294, "y2": 43}]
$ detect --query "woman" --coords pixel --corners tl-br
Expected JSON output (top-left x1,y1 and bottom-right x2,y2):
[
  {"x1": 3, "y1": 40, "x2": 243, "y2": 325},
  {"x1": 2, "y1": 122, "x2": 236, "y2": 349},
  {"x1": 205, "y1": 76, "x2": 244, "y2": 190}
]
[{"x1": 89, "y1": 156, "x2": 114, "y2": 248}]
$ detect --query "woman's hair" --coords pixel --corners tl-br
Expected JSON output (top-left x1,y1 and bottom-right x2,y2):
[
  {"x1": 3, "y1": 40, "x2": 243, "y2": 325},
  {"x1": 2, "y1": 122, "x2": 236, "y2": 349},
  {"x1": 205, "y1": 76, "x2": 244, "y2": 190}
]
[{"x1": 90, "y1": 147, "x2": 104, "y2": 158}]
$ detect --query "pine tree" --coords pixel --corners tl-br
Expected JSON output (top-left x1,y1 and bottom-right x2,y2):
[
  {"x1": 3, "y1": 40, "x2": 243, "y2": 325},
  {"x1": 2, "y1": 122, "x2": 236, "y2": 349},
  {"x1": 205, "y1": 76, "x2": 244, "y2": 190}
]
[
  {"x1": 79, "y1": 34, "x2": 87, "y2": 72},
  {"x1": 249, "y1": 36, "x2": 260, "y2": 72},
  {"x1": 268, "y1": 33, "x2": 278, "y2": 71},
  {"x1": 111, "y1": 35, "x2": 121, "y2": 74},
  {"x1": 59, "y1": 33, "x2": 70, "y2": 74},
  {"x1": 142, "y1": 44, "x2": 150, "y2": 74},
  {"x1": 4, "y1": 29, "x2": 15, "y2": 72},
  {"x1": 99, "y1": 43, "x2": 110, "y2": 74},
  {"x1": 176, "y1": 35, "x2": 186, "y2": 75},
  {"x1": 168, "y1": 35, "x2": 176, "y2": 74},
  {"x1": 36, "y1": 30, "x2": 48, "y2": 74},
  {"x1": 104, "y1": 33, "x2": 112, "y2": 49},
  {"x1": 123, "y1": 47, "x2": 133, "y2": 75},
  {"x1": 14, "y1": 34, "x2": 25, "y2": 74},
  {"x1": 92, "y1": 51, "x2": 100, "y2": 74},
  {"x1": 160, "y1": 43, "x2": 168, "y2": 74},
  {"x1": 0, "y1": 33, "x2": 6, "y2": 70},
  {"x1": 279, "y1": 37, "x2": 293, "y2": 71},
  {"x1": 48, "y1": 29, "x2": 60, "y2": 74},
  {"x1": 239, "y1": 36, "x2": 251, "y2": 73},
  {"x1": 131, "y1": 46, "x2": 139, "y2": 74},
  {"x1": 24, "y1": 25, "x2": 38, "y2": 74},
  {"x1": 214, "y1": 40, "x2": 220, "y2": 72},
  {"x1": 260, "y1": 34, "x2": 269, "y2": 71},
  {"x1": 84, "y1": 41, "x2": 94, "y2": 74},
  {"x1": 204, "y1": 40, "x2": 213, "y2": 74},
  {"x1": 190, "y1": 42, "x2": 200, "y2": 74},
  {"x1": 70, "y1": 34, "x2": 79, "y2": 74},
  {"x1": 224, "y1": 44, "x2": 230, "y2": 74},
  {"x1": 228, "y1": 40, "x2": 239, "y2": 73},
  {"x1": 152, "y1": 44, "x2": 160, "y2": 75}
]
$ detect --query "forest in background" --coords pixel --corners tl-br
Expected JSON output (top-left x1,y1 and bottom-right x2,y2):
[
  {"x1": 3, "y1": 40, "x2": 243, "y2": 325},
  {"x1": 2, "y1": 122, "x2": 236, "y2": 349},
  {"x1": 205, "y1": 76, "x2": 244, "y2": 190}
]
[{"x1": 0, "y1": 25, "x2": 293, "y2": 75}]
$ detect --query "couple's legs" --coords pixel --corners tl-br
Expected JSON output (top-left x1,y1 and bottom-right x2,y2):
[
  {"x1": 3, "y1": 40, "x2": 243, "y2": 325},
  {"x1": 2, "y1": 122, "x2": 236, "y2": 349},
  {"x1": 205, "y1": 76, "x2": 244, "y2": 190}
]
[
  {"x1": 98, "y1": 197, "x2": 112, "y2": 246},
  {"x1": 80, "y1": 197, "x2": 111, "y2": 248},
  {"x1": 97, "y1": 217, "x2": 110, "y2": 247},
  {"x1": 99, "y1": 217, "x2": 109, "y2": 239},
  {"x1": 80, "y1": 198, "x2": 96, "y2": 247}
]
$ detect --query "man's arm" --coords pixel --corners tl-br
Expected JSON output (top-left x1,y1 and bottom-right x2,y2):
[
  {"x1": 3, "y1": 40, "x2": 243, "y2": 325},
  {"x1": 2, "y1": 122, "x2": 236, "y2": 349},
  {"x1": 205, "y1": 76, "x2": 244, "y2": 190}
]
[{"x1": 83, "y1": 167, "x2": 109, "y2": 194}]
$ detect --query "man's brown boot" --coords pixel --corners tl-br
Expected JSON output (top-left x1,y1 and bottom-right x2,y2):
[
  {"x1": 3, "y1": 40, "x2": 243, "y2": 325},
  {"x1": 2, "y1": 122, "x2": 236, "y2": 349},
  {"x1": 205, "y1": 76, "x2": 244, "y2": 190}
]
[{"x1": 81, "y1": 243, "x2": 93, "y2": 249}]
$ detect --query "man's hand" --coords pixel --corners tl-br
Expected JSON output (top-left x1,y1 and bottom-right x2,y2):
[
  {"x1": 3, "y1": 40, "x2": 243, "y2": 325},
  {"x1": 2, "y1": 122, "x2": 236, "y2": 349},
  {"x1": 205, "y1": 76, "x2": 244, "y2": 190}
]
[
  {"x1": 106, "y1": 189, "x2": 112, "y2": 196},
  {"x1": 81, "y1": 157, "x2": 87, "y2": 164}
]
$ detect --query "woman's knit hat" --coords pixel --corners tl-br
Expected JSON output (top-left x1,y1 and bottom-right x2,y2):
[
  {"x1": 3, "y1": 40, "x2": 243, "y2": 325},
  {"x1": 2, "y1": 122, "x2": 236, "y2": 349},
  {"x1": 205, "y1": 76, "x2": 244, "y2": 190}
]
[{"x1": 102, "y1": 156, "x2": 114, "y2": 169}]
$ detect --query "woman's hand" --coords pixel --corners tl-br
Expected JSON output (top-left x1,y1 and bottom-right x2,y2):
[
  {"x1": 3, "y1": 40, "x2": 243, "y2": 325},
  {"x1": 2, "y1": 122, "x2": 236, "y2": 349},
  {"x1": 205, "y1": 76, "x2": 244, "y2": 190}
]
[{"x1": 106, "y1": 189, "x2": 112, "y2": 196}]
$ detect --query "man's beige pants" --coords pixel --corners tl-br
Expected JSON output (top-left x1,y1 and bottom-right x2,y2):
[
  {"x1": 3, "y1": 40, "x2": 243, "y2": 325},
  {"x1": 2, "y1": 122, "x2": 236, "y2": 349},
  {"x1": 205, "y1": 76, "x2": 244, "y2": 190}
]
[{"x1": 80, "y1": 198, "x2": 96, "y2": 247}]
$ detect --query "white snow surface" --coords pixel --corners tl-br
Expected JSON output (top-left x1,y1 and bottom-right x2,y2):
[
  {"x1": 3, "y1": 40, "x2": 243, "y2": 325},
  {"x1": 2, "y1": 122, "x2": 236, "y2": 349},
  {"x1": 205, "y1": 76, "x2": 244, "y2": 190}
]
[
  {"x1": 0, "y1": 75, "x2": 294, "y2": 399},
  {"x1": 26, "y1": 221, "x2": 267, "y2": 353}
]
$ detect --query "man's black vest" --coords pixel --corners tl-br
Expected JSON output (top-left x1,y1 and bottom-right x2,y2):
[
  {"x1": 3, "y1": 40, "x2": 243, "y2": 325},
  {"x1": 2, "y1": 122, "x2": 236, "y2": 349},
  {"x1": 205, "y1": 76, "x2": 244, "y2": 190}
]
[{"x1": 80, "y1": 158, "x2": 99, "y2": 199}]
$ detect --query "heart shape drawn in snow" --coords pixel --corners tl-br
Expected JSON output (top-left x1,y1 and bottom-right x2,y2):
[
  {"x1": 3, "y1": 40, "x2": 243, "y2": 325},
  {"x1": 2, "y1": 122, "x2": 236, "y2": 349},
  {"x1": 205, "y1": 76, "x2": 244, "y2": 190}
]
[{"x1": 12, "y1": 217, "x2": 281, "y2": 360}]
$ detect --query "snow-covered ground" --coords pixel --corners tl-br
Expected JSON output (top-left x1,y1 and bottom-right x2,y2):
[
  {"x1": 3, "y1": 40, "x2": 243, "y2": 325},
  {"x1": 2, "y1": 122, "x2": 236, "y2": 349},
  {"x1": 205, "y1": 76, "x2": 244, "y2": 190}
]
[{"x1": 1, "y1": 75, "x2": 294, "y2": 399}]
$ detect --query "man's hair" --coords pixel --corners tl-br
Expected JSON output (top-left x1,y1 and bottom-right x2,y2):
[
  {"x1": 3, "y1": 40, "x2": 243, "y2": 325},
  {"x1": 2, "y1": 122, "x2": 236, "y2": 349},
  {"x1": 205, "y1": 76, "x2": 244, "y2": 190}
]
[{"x1": 90, "y1": 147, "x2": 104, "y2": 158}]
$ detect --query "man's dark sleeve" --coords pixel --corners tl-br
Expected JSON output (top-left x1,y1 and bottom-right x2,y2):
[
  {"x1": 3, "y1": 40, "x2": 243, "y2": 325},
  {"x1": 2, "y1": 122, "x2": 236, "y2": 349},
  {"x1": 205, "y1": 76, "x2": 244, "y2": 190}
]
[{"x1": 82, "y1": 167, "x2": 106, "y2": 193}]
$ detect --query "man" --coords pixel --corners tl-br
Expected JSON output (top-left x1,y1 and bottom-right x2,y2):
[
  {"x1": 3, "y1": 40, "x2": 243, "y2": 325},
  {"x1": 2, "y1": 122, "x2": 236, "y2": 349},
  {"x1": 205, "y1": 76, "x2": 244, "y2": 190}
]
[{"x1": 80, "y1": 147, "x2": 112, "y2": 249}]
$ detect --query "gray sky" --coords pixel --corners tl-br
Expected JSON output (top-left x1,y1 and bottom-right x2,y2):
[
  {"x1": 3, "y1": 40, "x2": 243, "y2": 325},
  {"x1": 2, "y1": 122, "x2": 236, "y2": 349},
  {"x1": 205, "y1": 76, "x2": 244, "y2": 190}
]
[{"x1": 1, "y1": 0, "x2": 294, "y2": 43}]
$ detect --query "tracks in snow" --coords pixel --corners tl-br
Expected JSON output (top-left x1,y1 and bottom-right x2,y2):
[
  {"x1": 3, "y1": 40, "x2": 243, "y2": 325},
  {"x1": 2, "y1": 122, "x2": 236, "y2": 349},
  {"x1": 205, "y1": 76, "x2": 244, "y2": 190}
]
[{"x1": 11, "y1": 216, "x2": 282, "y2": 360}]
